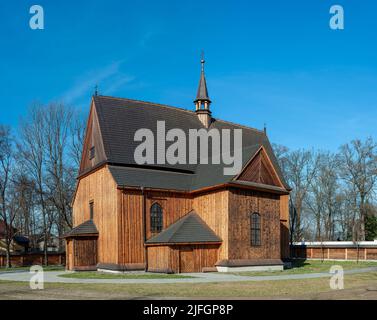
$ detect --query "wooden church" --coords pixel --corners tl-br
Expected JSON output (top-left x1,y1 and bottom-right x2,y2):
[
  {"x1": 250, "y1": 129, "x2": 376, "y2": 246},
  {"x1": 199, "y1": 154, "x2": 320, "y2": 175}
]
[{"x1": 65, "y1": 58, "x2": 291, "y2": 273}]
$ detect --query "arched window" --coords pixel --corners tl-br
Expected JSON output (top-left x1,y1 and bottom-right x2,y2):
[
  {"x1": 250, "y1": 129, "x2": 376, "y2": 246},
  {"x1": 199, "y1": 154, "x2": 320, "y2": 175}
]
[
  {"x1": 150, "y1": 203, "x2": 163, "y2": 233},
  {"x1": 250, "y1": 213, "x2": 261, "y2": 246}
]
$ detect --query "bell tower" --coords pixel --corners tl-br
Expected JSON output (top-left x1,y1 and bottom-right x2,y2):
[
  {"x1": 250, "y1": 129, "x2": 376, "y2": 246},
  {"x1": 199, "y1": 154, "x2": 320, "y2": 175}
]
[{"x1": 194, "y1": 53, "x2": 212, "y2": 128}]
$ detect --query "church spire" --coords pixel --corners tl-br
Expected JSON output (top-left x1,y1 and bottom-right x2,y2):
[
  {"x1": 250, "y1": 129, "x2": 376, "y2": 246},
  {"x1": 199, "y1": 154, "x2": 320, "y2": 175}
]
[
  {"x1": 194, "y1": 52, "x2": 211, "y2": 109},
  {"x1": 194, "y1": 52, "x2": 212, "y2": 128}
]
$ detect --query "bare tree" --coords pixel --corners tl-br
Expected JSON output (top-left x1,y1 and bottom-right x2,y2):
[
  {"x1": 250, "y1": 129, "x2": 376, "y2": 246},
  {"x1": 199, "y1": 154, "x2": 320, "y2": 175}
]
[
  {"x1": 336, "y1": 190, "x2": 355, "y2": 240},
  {"x1": 11, "y1": 164, "x2": 39, "y2": 248},
  {"x1": 279, "y1": 149, "x2": 320, "y2": 242},
  {"x1": 337, "y1": 138, "x2": 377, "y2": 241},
  {"x1": 306, "y1": 152, "x2": 339, "y2": 240},
  {"x1": 44, "y1": 103, "x2": 76, "y2": 250},
  {"x1": 18, "y1": 105, "x2": 52, "y2": 265},
  {"x1": 0, "y1": 125, "x2": 16, "y2": 267}
]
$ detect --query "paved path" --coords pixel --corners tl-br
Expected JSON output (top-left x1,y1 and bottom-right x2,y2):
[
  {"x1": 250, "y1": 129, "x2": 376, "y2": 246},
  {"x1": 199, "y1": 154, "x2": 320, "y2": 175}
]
[{"x1": 0, "y1": 267, "x2": 376, "y2": 284}]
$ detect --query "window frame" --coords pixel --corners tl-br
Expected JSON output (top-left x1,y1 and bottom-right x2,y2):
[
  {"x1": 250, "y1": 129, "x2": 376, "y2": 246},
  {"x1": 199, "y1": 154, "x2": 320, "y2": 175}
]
[
  {"x1": 89, "y1": 201, "x2": 94, "y2": 220},
  {"x1": 250, "y1": 212, "x2": 261, "y2": 247},
  {"x1": 150, "y1": 202, "x2": 163, "y2": 233}
]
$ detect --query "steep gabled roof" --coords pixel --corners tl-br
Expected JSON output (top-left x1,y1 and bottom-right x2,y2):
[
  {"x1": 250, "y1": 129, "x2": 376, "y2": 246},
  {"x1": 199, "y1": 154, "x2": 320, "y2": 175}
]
[
  {"x1": 146, "y1": 211, "x2": 221, "y2": 244},
  {"x1": 63, "y1": 220, "x2": 98, "y2": 238},
  {"x1": 82, "y1": 95, "x2": 289, "y2": 191}
]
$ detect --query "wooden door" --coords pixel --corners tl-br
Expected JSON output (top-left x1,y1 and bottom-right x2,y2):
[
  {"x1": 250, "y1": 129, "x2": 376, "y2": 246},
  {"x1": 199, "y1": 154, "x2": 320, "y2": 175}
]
[
  {"x1": 179, "y1": 248, "x2": 195, "y2": 273},
  {"x1": 74, "y1": 238, "x2": 97, "y2": 267}
]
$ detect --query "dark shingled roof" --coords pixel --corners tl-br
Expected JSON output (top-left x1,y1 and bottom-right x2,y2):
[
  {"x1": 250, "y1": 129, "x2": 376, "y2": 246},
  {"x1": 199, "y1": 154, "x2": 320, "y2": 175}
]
[
  {"x1": 146, "y1": 211, "x2": 221, "y2": 244},
  {"x1": 91, "y1": 95, "x2": 290, "y2": 191},
  {"x1": 109, "y1": 165, "x2": 193, "y2": 191},
  {"x1": 64, "y1": 220, "x2": 98, "y2": 238}
]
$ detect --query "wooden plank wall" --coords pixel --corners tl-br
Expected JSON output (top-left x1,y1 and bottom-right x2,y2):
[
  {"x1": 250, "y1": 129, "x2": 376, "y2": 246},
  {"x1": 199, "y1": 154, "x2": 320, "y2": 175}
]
[
  {"x1": 238, "y1": 149, "x2": 281, "y2": 187},
  {"x1": 280, "y1": 195, "x2": 290, "y2": 259},
  {"x1": 66, "y1": 239, "x2": 73, "y2": 270},
  {"x1": 291, "y1": 246, "x2": 377, "y2": 261},
  {"x1": 118, "y1": 190, "x2": 144, "y2": 264},
  {"x1": 172, "y1": 245, "x2": 219, "y2": 273},
  {"x1": 72, "y1": 166, "x2": 119, "y2": 264},
  {"x1": 147, "y1": 245, "x2": 220, "y2": 273},
  {"x1": 146, "y1": 246, "x2": 170, "y2": 271},
  {"x1": 228, "y1": 188, "x2": 281, "y2": 260},
  {"x1": 73, "y1": 238, "x2": 97, "y2": 267},
  {"x1": 146, "y1": 192, "x2": 193, "y2": 240},
  {"x1": 0, "y1": 253, "x2": 65, "y2": 268},
  {"x1": 118, "y1": 190, "x2": 193, "y2": 265},
  {"x1": 193, "y1": 190, "x2": 229, "y2": 260}
]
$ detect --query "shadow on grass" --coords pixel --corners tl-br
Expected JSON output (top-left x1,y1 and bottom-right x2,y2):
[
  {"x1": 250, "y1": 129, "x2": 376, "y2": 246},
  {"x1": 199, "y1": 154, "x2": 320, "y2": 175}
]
[{"x1": 287, "y1": 259, "x2": 311, "y2": 270}]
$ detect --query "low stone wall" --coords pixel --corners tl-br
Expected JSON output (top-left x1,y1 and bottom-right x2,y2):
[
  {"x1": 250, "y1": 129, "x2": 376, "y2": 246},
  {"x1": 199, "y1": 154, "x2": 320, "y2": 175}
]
[
  {"x1": 0, "y1": 252, "x2": 65, "y2": 267},
  {"x1": 291, "y1": 241, "x2": 377, "y2": 261}
]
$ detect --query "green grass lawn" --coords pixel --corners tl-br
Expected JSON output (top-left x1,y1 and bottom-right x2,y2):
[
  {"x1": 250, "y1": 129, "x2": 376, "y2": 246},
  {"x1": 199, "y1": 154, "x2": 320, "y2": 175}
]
[
  {"x1": 229, "y1": 259, "x2": 377, "y2": 277},
  {"x1": 1, "y1": 271, "x2": 377, "y2": 299},
  {"x1": 0, "y1": 265, "x2": 65, "y2": 273},
  {"x1": 58, "y1": 271, "x2": 193, "y2": 279}
]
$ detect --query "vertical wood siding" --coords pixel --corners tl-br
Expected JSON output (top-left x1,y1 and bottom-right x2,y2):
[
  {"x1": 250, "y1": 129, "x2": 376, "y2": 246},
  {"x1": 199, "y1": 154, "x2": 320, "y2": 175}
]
[
  {"x1": 118, "y1": 190, "x2": 193, "y2": 265},
  {"x1": 228, "y1": 188, "x2": 281, "y2": 260},
  {"x1": 193, "y1": 190, "x2": 229, "y2": 260},
  {"x1": 72, "y1": 166, "x2": 118, "y2": 264},
  {"x1": 147, "y1": 244, "x2": 220, "y2": 273},
  {"x1": 73, "y1": 238, "x2": 97, "y2": 267},
  {"x1": 238, "y1": 149, "x2": 281, "y2": 187},
  {"x1": 280, "y1": 194, "x2": 290, "y2": 259}
]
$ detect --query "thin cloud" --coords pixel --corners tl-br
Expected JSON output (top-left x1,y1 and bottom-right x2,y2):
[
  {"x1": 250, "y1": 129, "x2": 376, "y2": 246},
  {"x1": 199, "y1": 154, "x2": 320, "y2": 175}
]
[
  {"x1": 60, "y1": 60, "x2": 131, "y2": 104},
  {"x1": 103, "y1": 74, "x2": 135, "y2": 96}
]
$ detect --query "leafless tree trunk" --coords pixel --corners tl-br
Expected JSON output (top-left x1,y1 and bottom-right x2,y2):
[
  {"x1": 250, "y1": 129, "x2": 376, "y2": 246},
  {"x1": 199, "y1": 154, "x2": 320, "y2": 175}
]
[
  {"x1": 12, "y1": 172, "x2": 36, "y2": 246},
  {"x1": 338, "y1": 138, "x2": 377, "y2": 241},
  {"x1": 0, "y1": 126, "x2": 16, "y2": 268},
  {"x1": 274, "y1": 146, "x2": 320, "y2": 242},
  {"x1": 18, "y1": 105, "x2": 51, "y2": 265},
  {"x1": 44, "y1": 103, "x2": 76, "y2": 251}
]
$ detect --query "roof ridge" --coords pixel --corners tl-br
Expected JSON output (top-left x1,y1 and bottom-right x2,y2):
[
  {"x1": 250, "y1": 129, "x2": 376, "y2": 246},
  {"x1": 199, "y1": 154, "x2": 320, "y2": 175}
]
[
  {"x1": 214, "y1": 118, "x2": 265, "y2": 134},
  {"x1": 95, "y1": 95, "x2": 196, "y2": 116},
  {"x1": 95, "y1": 95, "x2": 264, "y2": 134}
]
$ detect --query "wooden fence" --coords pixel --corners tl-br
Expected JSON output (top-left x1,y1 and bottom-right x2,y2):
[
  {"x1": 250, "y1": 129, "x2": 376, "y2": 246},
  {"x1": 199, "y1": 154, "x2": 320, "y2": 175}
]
[
  {"x1": 291, "y1": 241, "x2": 377, "y2": 261},
  {"x1": 0, "y1": 252, "x2": 65, "y2": 267}
]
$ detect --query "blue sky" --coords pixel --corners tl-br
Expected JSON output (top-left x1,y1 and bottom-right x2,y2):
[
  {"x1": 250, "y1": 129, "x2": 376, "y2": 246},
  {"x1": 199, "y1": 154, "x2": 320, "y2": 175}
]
[{"x1": 0, "y1": 0, "x2": 376, "y2": 151}]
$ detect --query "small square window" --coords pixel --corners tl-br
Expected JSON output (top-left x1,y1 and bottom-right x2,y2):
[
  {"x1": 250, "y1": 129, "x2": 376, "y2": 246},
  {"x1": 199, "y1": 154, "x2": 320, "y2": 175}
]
[{"x1": 89, "y1": 146, "x2": 95, "y2": 160}]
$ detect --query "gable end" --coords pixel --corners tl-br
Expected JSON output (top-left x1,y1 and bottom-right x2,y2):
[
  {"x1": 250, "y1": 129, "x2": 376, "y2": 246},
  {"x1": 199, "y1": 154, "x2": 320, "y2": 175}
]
[{"x1": 236, "y1": 147, "x2": 283, "y2": 188}]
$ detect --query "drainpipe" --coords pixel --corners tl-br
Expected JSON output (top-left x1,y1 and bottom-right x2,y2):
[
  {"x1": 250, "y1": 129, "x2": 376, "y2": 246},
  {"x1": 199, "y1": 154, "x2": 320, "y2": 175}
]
[{"x1": 141, "y1": 187, "x2": 148, "y2": 271}]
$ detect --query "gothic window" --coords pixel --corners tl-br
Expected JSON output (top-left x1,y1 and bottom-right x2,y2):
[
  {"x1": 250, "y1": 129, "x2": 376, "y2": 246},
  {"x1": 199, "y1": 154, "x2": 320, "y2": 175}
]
[{"x1": 150, "y1": 203, "x2": 163, "y2": 233}]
